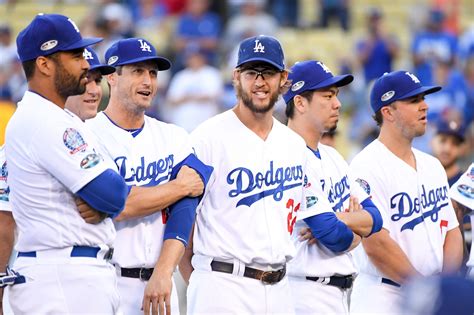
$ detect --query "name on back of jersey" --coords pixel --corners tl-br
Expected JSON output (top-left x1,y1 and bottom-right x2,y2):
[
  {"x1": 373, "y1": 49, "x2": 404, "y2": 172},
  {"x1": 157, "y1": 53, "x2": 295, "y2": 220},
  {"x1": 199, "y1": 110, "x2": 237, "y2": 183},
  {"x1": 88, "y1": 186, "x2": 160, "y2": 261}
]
[{"x1": 227, "y1": 161, "x2": 303, "y2": 207}]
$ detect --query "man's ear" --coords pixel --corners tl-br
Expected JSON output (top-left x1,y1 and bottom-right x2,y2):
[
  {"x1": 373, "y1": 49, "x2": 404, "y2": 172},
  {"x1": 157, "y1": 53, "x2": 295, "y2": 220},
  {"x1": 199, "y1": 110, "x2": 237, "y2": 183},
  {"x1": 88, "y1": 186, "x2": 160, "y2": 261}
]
[
  {"x1": 35, "y1": 56, "x2": 54, "y2": 77},
  {"x1": 381, "y1": 105, "x2": 395, "y2": 123}
]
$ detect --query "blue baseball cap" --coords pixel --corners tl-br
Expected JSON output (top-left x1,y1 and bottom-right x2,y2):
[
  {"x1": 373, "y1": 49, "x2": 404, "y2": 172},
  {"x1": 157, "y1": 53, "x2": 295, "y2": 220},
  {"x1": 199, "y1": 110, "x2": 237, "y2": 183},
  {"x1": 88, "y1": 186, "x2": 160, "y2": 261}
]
[
  {"x1": 83, "y1": 48, "x2": 115, "y2": 75},
  {"x1": 236, "y1": 35, "x2": 285, "y2": 71},
  {"x1": 105, "y1": 38, "x2": 171, "y2": 70},
  {"x1": 370, "y1": 70, "x2": 441, "y2": 113},
  {"x1": 16, "y1": 13, "x2": 102, "y2": 62},
  {"x1": 283, "y1": 60, "x2": 353, "y2": 104},
  {"x1": 435, "y1": 118, "x2": 466, "y2": 142}
]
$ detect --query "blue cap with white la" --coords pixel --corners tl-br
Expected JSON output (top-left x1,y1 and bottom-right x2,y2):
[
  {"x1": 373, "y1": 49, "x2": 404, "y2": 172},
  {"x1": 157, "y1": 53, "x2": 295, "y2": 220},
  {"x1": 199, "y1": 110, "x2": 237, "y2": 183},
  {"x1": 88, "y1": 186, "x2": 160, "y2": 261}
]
[
  {"x1": 16, "y1": 13, "x2": 102, "y2": 62},
  {"x1": 370, "y1": 70, "x2": 441, "y2": 113},
  {"x1": 283, "y1": 60, "x2": 353, "y2": 104},
  {"x1": 236, "y1": 35, "x2": 285, "y2": 71},
  {"x1": 83, "y1": 48, "x2": 115, "y2": 75},
  {"x1": 105, "y1": 38, "x2": 171, "y2": 70}
]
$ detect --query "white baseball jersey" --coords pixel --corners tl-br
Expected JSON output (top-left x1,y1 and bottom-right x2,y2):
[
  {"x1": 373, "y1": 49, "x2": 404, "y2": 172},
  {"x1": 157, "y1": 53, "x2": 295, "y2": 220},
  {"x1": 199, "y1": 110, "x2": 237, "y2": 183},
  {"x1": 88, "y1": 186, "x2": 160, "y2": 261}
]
[
  {"x1": 190, "y1": 110, "x2": 324, "y2": 266},
  {"x1": 288, "y1": 144, "x2": 369, "y2": 278},
  {"x1": 5, "y1": 91, "x2": 116, "y2": 252},
  {"x1": 449, "y1": 163, "x2": 474, "y2": 276},
  {"x1": 86, "y1": 112, "x2": 192, "y2": 268},
  {"x1": 349, "y1": 139, "x2": 458, "y2": 277},
  {"x1": 0, "y1": 145, "x2": 11, "y2": 212}
]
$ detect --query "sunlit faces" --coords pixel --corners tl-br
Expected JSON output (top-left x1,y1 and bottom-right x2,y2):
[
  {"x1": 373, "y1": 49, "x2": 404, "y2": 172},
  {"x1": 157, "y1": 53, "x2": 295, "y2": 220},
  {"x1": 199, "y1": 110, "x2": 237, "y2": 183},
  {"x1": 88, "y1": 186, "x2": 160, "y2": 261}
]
[
  {"x1": 65, "y1": 70, "x2": 103, "y2": 121},
  {"x1": 431, "y1": 133, "x2": 463, "y2": 169},
  {"x1": 112, "y1": 61, "x2": 159, "y2": 114},
  {"x1": 234, "y1": 63, "x2": 286, "y2": 114},
  {"x1": 389, "y1": 93, "x2": 429, "y2": 139},
  {"x1": 50, "y1": 48, "x2": 89, "y2": 99}
]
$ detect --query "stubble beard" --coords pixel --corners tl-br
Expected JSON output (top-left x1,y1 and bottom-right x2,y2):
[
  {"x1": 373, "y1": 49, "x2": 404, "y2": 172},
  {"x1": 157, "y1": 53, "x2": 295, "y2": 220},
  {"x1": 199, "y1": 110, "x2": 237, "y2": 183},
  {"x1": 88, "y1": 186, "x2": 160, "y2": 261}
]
[{"x1": 237, "y1": 82, "x2": 279, "y2": 114}]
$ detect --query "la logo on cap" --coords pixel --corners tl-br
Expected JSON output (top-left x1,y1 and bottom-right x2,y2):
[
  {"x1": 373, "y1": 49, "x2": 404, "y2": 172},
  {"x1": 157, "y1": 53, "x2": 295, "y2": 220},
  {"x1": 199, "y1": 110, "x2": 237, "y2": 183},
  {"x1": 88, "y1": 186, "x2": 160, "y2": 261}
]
[
  {"x1": 138, "y1": 39, "x2": 151, "y2": 52},
  {"x1": 83, "y1": 49, "x2": 93, "y2": 60},
  {"x1": 317, "y1": 61, "x2": 331, "y2": 74},
  {"x1": 253, "y1": 39, "x2": 265, "y2": 53},
  {"x1": 405, "y1": 71, "x2": 420, "y2": 84}
]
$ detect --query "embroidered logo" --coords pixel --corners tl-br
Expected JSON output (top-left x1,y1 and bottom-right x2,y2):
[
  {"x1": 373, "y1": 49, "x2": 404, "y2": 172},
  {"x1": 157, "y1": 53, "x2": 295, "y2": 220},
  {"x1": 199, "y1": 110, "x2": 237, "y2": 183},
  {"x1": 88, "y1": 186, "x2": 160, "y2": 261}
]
[
  {"x1": 138, "y1": 39, "x2": 152, "y2": 52},
  {"x1": 63, "y1": 128, "x2": 88, "y2": 154},
  {"x1": 253, "y1": 39, "x2": 265, "y2": 53}
]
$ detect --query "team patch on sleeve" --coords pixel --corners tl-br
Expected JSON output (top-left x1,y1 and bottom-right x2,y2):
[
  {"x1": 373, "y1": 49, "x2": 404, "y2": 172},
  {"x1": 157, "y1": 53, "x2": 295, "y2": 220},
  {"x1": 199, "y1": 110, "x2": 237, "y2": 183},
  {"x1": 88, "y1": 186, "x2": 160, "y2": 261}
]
[
  {"x1": 0, "y1": 160, "x2": 7, "y2": 182},
  {"x1": 80, "y1": 153, "x2": 101, "y2": 169},
  {"x1": 356, "y1": 178, "x2": 371, "y2": 195},
  {"x1": 63, "y1": 128, "x2": 88, "y2": 154}
]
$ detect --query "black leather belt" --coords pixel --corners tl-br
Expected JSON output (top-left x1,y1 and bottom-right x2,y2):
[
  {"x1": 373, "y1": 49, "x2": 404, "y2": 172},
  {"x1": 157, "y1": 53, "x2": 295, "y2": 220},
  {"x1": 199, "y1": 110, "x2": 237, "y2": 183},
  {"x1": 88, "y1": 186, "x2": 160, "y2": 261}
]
[
  {"x1": 381, "y1": 277, "x2": 401, "y2": 287},
  {"x1": 120, "y1": 268, "x2": 154, "y2": 281},
  {"x1": 210, "y1": 260, "x2": 286, "y2": 285},
  {"x1": 306, "y1": 275, "x2": 354, "y2": 290}
]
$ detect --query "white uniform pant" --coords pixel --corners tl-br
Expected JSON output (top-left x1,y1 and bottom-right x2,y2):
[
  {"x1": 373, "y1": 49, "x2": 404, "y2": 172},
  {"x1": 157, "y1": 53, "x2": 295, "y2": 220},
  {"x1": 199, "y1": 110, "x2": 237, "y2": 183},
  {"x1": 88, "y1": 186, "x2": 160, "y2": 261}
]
[
  {"x1": 288, "y1": 277, "x2": 349, "y2": 315},
  {"x1": 117, "y1": 273, "x2": 179, "y2": 315},
  {"x1": 350, "y1": 273, "x2": 403, "y2": 315},
  {"x1": 187, "y1": 256, "x2": 295, "y2": 315},
  {"x1": 8, "y1": 252, "x2": 120, "y2": 314}
]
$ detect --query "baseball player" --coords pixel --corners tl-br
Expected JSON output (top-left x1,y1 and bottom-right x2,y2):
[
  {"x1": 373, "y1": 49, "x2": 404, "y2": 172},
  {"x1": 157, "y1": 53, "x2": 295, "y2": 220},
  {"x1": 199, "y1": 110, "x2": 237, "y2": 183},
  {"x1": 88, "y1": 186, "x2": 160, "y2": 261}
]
[
  {"x1": 180, "y1": 35, "x2": 366, "y2": 314},
  {"x1": 0, "y1": 46, "x2": 114, "y2": 314},
  {"x1": 5, "y1": 14, "x2": 129, "y2": 314},
  {"x1": 65, "y1": 47, "x2": 115, "y2": 121},
  {"x1": 86, "y1": 37, "x2": 212, "y2": 315},
  {"x1": 449, "y1": 163, "x2": 474, "y2": 277},
  {"x1": 349, "y1": 70, "x2": 463, "y2": 314},
  {"x1": 283, "y1": 60, "x2": 383, "y2": 314},
  {"x1": 0, "y1": 145, "x2": 14, "y2": 315}
]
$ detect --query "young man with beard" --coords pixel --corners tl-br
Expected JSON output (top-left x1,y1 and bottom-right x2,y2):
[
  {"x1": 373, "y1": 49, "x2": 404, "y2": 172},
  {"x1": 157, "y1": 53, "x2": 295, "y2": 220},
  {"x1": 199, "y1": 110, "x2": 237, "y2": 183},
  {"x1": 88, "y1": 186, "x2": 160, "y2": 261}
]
[
  {"x1": 349, "y1": 70, "x2": 463, "y2": 314},
  {"x1": 431, "y1": 118, "x2": 466, "y2": 187},
  {"x1": 86, "y1": 37, "x2": 212, "y2": 315},
  {"x1": 283, "y1": 60, "x2": 382, "y2": 314},
  {"x1": 4, "y1": 14, "x2": 128, "y2": 314},
  {"x1": 180, "y1": 35, "x2": 370, "y2": 314}
]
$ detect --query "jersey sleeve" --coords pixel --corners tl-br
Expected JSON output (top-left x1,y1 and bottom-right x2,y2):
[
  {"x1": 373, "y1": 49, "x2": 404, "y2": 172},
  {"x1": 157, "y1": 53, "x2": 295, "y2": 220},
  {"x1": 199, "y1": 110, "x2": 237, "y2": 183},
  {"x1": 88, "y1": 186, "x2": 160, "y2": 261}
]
[
  {"x1": 30, "y1": 119, "x2": 110, "y2": 194},
  {"x1": 349, "y1": 157, "x2": 392, "y2": 233},
  {"x1": 0, "y1": 146, "x2": 11, "y2": 212},
  {"x1": 297, "y1": 150, "x2": 334, "y2": 221},
  {"x1": 189, "y1": 126, "x2": 217, "y2": 212},
  {"x1": 170, "y1": 125, "x2": 194, "y2": 165}
]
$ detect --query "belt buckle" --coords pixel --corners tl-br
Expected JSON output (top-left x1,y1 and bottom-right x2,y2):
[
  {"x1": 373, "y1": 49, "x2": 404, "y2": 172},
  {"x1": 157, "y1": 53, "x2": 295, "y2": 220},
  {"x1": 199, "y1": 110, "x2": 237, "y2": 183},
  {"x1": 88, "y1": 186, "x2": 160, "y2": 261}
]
[
  {"x1": 104, "y1": 248, "x2": 114, "y2": 261},
  {"x1": 343, "y1": 276, "x2": 354, "y2": 289},
  {"x1": 139, "y1": 268, "x2": 145, "y2": 281},
  {"x1": 260, "y1": 271, "x2": 275, "y2": 285}
]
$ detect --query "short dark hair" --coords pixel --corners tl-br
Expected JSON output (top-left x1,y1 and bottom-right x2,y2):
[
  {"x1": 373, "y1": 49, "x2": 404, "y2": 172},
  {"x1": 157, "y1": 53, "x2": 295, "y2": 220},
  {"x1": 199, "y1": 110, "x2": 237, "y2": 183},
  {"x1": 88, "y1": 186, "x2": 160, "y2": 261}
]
[
  {"x1": 372, "y1": 109, "x2": 383, "y2": 126},
  {"x1": 22, "y1": 59, "x2": 36, "y2": 80},
  {"x1": 285, "y1": 90, "x2": 314, "y2": 119}
]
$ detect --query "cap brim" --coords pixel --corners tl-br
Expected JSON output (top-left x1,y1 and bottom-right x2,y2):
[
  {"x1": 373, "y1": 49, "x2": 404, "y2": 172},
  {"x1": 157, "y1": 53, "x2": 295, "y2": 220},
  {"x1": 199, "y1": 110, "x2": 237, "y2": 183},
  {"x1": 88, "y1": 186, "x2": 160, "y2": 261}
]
[
  {"x1": 90, "y1": 65, "x2": 116, "y2": 75},
  {"x1": 237, "y1": 57, "x2": 284, "y2": 71},
  {"x1": 399, "y1": 85, "x2": 442, "y2": 100},
  {"x1": 307, "y1": 74, "x2": 354, "y2": 90},
  {"x1": 116, "y1": 55, "x2": 171, "y2": 70},
  {"x1": 63, "y1": 37, "x2": 103, "y2": 51}
]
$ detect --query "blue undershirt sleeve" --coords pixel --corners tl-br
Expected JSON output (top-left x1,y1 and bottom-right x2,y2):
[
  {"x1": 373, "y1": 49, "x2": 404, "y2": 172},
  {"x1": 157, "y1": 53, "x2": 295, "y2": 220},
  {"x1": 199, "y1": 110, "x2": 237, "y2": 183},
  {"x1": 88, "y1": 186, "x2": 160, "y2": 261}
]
[
  {"x1": 164, "y1": 154, "x2": 213, "y2": 246},
  {"x1": 303, "y1": 212, "x2": 354, "y2": 253},
  {"x1": 361, "y1": 198, "x2": 383, "y2": 236},
  {"x1": 76, "y1": 169, "x2": 128, "y2": 219}
]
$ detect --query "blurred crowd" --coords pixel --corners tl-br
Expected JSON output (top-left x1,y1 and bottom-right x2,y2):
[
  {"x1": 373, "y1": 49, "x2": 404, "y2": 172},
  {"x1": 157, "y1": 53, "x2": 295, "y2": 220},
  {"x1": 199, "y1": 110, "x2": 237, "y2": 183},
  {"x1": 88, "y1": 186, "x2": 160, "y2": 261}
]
[{"x1": 0, "y1": 0, "x2": 473, "y2": 167}]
